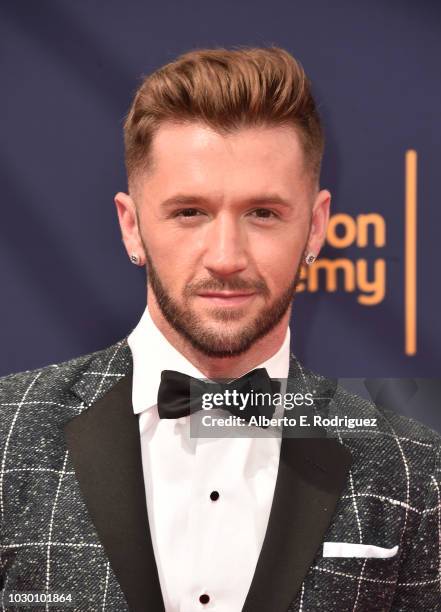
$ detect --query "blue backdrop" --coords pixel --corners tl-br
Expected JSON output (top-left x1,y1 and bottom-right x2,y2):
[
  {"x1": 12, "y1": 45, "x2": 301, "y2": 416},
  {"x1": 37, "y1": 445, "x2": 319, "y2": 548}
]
[{"x1": 1, "y1": 2, "x2": 440, "y2": 416}]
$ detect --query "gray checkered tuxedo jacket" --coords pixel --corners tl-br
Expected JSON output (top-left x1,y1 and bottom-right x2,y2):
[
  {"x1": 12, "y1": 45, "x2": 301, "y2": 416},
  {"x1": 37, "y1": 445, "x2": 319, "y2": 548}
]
[{"x1": 1, "y1": 338, "x2": 440, "y2": 611}]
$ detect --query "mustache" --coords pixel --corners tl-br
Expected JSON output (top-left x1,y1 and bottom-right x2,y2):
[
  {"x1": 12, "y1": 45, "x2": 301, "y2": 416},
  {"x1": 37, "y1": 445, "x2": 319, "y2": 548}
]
[{"x1": 185, "y1": 277, "x2": 270, "y2": 296}]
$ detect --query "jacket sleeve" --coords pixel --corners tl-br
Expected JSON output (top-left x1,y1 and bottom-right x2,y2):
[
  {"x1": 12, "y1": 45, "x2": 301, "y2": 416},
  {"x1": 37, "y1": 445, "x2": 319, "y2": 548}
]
[{"x1": 390, "y1": 443, "x2": 441, "y2": 610}]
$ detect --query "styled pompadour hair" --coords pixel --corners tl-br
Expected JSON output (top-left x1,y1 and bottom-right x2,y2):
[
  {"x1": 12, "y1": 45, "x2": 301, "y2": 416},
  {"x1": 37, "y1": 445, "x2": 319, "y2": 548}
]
[{"x1": 124, "y1": 46, "x2": 324, "y2": 188}]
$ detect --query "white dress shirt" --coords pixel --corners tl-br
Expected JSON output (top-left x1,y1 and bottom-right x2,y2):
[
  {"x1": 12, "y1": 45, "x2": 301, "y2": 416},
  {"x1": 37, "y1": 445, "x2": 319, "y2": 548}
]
[{"x1": 127, "y1": 307, "x2": 290, "y2": 612}]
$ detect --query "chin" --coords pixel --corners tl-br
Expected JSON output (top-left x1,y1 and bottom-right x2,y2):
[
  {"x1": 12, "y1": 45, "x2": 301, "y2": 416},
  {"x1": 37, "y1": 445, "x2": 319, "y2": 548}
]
[
  {"x1": 202, "y1": 304, "x2": 256, "y2": 319},
  {"x1": 195, "y1": 314, "x2": 249, "y2": 332}
]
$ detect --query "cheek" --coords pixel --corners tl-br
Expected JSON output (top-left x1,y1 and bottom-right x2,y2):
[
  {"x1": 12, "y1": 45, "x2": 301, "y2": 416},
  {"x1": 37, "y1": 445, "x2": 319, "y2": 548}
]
[
  {"x1": 145, "y1": 231, "x2": 199, "y2": 286},
  {"x1": 250, "y1": 234, "x2": 305, "y2": 289},
  {"x1": 142, "y1": 217, "x2": 208, "y2": 275}
]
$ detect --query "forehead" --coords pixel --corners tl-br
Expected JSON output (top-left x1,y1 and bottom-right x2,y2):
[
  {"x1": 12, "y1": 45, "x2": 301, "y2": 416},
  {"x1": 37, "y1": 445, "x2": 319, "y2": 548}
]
[{"x1": 138, "y1": 121, "x2": 309, "y2": 198}]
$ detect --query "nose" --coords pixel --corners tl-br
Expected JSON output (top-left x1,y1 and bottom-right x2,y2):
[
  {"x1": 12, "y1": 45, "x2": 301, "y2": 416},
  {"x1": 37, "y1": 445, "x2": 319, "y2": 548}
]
[{"x1": 202, "y1": 212, "x2": 249, "y2": 277}]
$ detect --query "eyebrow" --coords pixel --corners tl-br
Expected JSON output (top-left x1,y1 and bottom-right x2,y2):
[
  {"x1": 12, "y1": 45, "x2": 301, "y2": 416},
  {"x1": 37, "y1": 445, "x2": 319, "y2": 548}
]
[{"x1": 160, "y1": 194, "x2": 293, "y2": 209}]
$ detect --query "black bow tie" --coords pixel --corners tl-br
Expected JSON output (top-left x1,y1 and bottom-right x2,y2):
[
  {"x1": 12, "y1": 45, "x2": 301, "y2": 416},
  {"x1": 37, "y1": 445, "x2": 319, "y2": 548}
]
[{"x1": 157, "y1": 368, "x2": 281, "y2": 423}]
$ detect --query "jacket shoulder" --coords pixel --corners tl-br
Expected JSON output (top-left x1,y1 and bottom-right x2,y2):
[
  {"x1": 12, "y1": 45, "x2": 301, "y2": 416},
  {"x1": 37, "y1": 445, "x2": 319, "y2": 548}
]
[
  {"x1": 295, "y1": 358, "x2": 441, "y2": 446},
  {"x1": 294, "y1": 359, "x2": 441, "y2": 490},
  {"x1": 334, "y1": 382, "x2": 441, "y2": 447},
  {"x1": 0, "y1": 339, "x2": 131, "y2": 415}
]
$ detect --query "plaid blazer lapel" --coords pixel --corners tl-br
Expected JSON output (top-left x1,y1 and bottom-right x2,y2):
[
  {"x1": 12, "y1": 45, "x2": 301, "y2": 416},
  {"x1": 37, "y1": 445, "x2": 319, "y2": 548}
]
[{"x1": 64, "y1": 339, "x2": 165, "y2": 612}]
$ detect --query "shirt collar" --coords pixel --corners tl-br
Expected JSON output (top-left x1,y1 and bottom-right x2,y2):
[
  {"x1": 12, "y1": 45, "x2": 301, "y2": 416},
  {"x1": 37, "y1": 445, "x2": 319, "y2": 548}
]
[{"x1": 127, "y1": 306, "x2": 290, "y2": 415}]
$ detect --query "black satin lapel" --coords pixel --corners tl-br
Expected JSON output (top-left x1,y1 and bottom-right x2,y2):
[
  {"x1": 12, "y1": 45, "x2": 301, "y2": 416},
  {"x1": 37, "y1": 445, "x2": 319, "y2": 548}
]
[
  {"x1": 64, "y1": 373, "x2": 165, "y2": 612},
  {"x1": 242, "y1": 435, "x2": 353, "y2": 612}
]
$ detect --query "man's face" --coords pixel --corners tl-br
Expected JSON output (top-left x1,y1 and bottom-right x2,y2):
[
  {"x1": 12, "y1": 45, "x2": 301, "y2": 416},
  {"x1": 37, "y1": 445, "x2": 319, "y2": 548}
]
[{"x1": 116, "y1": 122, "x2": 330, "y2": 357}]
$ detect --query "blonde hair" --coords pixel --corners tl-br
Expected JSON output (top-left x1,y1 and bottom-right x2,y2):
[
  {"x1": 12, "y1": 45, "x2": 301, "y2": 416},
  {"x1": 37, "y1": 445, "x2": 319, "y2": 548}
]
[{"x1": 124, "y1": 46, "x2": 324, "y2": 188}]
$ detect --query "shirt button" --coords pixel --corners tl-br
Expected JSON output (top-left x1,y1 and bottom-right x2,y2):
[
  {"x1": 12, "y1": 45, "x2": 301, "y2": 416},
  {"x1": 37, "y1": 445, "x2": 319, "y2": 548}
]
[
  {"x1": 199, "y1": 593, "x2": 210, "y2": 604},
  {"x1": 210, "y1": 490, "x2": 220, "y2": 501}
]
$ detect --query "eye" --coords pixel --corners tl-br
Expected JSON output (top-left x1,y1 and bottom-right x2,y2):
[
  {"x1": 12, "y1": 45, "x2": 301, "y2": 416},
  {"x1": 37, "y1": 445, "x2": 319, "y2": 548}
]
[
  {"x1": 249, "y1": 208, "x2": 279, "y2": 220},
  {"x1": 174, "y1": 208, "x2": 204, "y2": 218}
]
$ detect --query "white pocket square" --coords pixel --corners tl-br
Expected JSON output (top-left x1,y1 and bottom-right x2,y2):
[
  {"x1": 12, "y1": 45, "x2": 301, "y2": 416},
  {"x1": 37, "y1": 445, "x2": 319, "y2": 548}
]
[{"x1": 323, "y1": 542, "x2": 399, "y2": 559}]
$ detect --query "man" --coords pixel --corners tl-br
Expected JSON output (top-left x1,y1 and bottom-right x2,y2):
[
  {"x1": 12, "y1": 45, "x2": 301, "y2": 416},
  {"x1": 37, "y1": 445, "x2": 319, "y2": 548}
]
[{"x1": 0, "y1": 47, "x2": 440, "y2": 612}]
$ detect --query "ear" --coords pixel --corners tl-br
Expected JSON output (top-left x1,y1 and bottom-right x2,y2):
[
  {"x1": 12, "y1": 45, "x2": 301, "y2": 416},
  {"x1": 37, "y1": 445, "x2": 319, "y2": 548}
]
[
  {"x1": 114, "y1": 191, "x2": 146, "y2": 265},
  {"x1": 306, "y1": 189, "x2": 331, "y2": 258}
]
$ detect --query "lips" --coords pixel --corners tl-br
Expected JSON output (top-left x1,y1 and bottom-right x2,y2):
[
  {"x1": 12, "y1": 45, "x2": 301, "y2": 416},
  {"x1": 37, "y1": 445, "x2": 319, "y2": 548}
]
[
  {"x1": 196, "y1": 291, "x2": 256, "y2": 306},
  {"x1": 198, "y1": 291, "x2": 255, "y2": 298}
]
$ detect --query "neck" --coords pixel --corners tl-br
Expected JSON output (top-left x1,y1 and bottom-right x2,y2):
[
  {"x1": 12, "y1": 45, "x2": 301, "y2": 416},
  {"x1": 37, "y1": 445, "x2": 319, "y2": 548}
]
[{"x1": 147, "y1": 296, "x2": 290, "y2": 379}]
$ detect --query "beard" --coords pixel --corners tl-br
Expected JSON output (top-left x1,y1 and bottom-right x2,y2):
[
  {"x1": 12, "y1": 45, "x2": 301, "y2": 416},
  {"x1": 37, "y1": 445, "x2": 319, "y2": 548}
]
[{"x1": 144, "y1": 251, "x2": 304, "y2": 358}]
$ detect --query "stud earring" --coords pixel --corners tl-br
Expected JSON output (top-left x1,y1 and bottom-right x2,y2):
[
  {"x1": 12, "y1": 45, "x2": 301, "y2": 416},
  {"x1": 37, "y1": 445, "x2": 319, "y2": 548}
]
[
  {"x1": 305, "y1": 252, "x2": 316, "y2": 265},
  {"x1": 130, "y1": 254, "x2": 139, "y2": 264}
]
